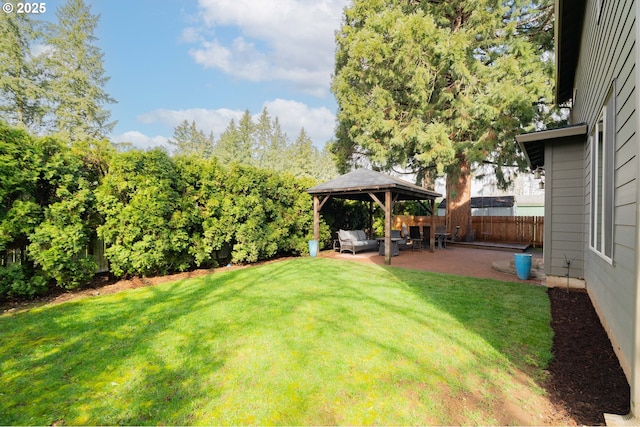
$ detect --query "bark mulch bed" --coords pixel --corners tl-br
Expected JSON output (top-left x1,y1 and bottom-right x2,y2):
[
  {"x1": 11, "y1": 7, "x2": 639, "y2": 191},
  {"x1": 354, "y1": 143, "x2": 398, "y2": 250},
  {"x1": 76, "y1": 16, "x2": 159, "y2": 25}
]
[{"x1": 546, "y1": 287, "x2": 630, "y2": 425}]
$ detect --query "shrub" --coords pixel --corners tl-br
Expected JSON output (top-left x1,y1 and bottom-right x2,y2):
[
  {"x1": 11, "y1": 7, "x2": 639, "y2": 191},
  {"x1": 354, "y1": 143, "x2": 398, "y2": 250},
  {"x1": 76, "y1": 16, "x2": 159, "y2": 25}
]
[
  {"x1": 0, "y1": 263, "x2": 47, "y2": 299},
  {"x1": 0, "y1": 125, "x2": 101, "y2": 296},
  {"x1": 96, "y1": 149, "x2": 192, "y2": 277},
  {"x1": 222, "y1": 165, "x2": 321, "y2": 263}
]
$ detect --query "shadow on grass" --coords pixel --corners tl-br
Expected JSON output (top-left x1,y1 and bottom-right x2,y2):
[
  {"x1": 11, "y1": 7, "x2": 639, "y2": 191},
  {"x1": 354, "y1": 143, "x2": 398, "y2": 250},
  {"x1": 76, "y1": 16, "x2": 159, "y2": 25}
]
[
  {"x1": 0, "y1": 257, "x2": 553, "y2": 425},
  {"x1": 296, "y1": 258, "x2": 553, "y2": 424},
  {"x1": 376, "y1": 262, "x2": 554, "y2": 424},
  {"x1": 0, "y1": 270, "x2": 252, "y2": 424}
]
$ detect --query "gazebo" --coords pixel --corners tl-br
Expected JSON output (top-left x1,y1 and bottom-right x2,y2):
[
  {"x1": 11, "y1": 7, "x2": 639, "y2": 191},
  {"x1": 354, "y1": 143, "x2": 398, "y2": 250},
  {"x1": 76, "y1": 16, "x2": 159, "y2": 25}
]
[{"x1": 307, "y1": 169, "x2": 442, "y2": 265}]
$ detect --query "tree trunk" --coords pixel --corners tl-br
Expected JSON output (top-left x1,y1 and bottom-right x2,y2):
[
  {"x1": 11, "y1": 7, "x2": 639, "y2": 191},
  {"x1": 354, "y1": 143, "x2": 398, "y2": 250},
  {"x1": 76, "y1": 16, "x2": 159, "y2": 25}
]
[{"x1": 446, "y1": 153, "x2": 472, "y2": 241}]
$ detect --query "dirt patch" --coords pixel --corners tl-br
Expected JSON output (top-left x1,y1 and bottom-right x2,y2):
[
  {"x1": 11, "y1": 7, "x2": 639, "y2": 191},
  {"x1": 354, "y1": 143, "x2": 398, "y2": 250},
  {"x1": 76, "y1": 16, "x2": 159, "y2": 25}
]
[{"x1": 546, "y1": 287, "x2": 630, "y2": 425}]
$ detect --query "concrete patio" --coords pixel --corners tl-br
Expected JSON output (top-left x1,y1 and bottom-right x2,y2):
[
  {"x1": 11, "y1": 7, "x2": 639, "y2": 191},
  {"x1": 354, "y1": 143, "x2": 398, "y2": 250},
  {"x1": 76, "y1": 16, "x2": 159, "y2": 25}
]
[{"x1": 321, "y1": 245, "x2": 545, "y2": 285}]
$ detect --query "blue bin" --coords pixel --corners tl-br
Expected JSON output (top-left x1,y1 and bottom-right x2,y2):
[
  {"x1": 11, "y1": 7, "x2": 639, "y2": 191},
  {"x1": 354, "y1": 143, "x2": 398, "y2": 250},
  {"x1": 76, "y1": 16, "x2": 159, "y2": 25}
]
[
  {"x1": 514, "y1": 253, "x2": 532, "y2": 280},
  {"x1": 308, "y1": 240, "x2": 319, "y2": 257}
]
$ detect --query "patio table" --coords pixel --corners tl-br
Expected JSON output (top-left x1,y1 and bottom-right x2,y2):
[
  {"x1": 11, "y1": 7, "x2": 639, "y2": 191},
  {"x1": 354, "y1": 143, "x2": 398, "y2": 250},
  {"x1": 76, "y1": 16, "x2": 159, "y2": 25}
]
[
  {"x1": 377, "y1": 237, "x2": 402, "y2": 256},
  {"x1": 435, "y1": 233, "x2": 451, "y2": 249}
]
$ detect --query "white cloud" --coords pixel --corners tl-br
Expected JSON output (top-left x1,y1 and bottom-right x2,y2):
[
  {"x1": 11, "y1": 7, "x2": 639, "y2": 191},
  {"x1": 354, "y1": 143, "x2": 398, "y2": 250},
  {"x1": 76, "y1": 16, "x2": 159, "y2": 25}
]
[
  {"x1": 189, "y1": 38, "x2": 268, "y2": 80},
  {"x1": 187, "y1": 0, "x2": 349, "y2": 96},
  {"x1": 111, "y1": 131, "x2": 170, "y2": 151},
  {"x1": 135, "y1": 101, "x2": 335, "y2": 146}
]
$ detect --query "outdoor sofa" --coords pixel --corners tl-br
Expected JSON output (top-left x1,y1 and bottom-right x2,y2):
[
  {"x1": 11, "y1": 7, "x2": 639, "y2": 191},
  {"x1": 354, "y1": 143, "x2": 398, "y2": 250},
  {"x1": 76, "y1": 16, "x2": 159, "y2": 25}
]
[{"x1": 337, "y1": 229, "x2": 378, "y2": 254}]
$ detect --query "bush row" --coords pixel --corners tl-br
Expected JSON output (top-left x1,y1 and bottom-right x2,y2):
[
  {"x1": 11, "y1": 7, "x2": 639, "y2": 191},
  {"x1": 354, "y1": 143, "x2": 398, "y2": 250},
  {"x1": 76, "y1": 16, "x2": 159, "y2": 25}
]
[{"x1": 0, "y1": 124, "x2": 329, "y2": 300}]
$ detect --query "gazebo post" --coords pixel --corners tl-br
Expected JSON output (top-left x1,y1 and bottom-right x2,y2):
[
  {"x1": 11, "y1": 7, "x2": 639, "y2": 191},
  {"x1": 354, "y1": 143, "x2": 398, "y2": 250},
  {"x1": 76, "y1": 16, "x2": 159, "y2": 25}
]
[
  {"x1": 385, "y1": 190, "x2": 392, "y2": 265},
  {"x1": 430, "y1": 199, "x2": 436, "y2": 253},
  {"x1": 368, "y1": 201, "x2": 374, "y2": 239},
  {"x1": 313, "y1": 195, "x2": 320, "y2": 241}
]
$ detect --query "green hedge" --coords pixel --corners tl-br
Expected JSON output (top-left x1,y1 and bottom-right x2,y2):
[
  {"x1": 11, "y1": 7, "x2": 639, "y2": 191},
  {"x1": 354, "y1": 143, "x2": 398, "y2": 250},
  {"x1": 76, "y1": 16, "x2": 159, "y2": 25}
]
[{"x1": 0, "y1": 124, "x2": 329, "y2": 300}]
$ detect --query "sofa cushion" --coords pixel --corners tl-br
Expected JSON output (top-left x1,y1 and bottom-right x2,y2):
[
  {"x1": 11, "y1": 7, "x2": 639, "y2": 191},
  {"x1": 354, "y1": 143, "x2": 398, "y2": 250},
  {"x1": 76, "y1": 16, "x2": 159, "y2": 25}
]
[
  {"x1": 353, "y1": 239, "x2": 378, "y2": 249},
  {"x1": 339, "y1": 229, "x2": 358, "y2": 242},
  {"x1": 355, "y1": 230, "x2": 367, "y2": 241}
]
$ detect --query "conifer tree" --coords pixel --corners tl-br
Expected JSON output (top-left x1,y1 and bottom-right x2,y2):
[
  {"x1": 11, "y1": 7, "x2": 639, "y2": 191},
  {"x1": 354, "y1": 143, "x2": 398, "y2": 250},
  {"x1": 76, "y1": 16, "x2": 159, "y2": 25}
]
[
  {"x1": 331, "y1": 0, "x2": 554, "y2": 239},
  {"x1": 289, "y1": 128, "x2": 315, "y2": 178},
  {"x1": 254, "y1": 108, "x2": 272, "y2": 168},
  {"x1": 44, "y1": 0, "x2": 116, "y2": 141},
  {"x1": 0, "y1": 9, "x2": 47, "y2": 131},
  {"x1": 168, "y1": 120, "x2": 214, "y2": 158},
  {"x1": 265, "y1": 117, "x2": 289, "y2": 172}
]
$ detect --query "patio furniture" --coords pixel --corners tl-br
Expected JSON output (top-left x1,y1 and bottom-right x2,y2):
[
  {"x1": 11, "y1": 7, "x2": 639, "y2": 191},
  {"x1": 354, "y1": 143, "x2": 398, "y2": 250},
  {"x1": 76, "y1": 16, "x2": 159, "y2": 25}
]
[
  {"x1": 337, "y1": 229, "x2": 378, "y2": 254},
  {"x1": 408, "y1": 226, "x2": 423, "y2": 251},
  {"x1": 392, "y1": 229, "x2": 409, "y2": 250},
  {"x1": 377, "y1": 237, "x2": 402, "y2": 256},
  {"x1": 307, "y1": 169, "x2": 441, "y2": 266},
  {"x1": 435, "y1": 225, "x2": 451, "y2": 249}
]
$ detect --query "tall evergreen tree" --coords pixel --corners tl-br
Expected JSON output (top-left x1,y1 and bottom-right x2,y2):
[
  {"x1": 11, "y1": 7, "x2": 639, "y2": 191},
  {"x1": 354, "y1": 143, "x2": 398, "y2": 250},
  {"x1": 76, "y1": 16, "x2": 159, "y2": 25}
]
[
  {"x1": 214, "y1": 110, "x2": 254, "y2": 166},
  {"x1": 168, "y1": 120, "x2": 214, "y2": 158},
  {"x1": 44, "y1": 0, "x2": 116, "y2": 141},
  {"x1": 331, "y1": 0, "x2": 554, "y2": 239},
  {"x1": 289, "y1": 128, "x2": 315, "y2": 178},
  {"x1": 265, "y1": 116, "x2": 289, "y2": 172},
  {"x1": 0, "y1": 9, "x2": 47, "y2": 131},
  {"x1": 254, "y1": 107, "x2": 272, "y2": 168},
  {"x1": 236, "y1": 110, "x2": 255, "y2": 163},
  {"x1": 214, "y1": 119, "x2": 239, "y2": 166},
  {"x1": 211, "y1": 108, "x2": 336, "y2": 181}
]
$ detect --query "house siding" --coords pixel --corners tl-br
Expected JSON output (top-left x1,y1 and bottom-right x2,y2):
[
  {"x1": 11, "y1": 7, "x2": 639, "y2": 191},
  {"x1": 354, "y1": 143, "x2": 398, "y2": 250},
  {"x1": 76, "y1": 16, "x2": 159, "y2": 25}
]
[
  {"x1": 570, "y1": 0, "x2": 637, "y2": 379},
  {"x1": 544, "y1": 140, "x2": 585, "y2": 278}
]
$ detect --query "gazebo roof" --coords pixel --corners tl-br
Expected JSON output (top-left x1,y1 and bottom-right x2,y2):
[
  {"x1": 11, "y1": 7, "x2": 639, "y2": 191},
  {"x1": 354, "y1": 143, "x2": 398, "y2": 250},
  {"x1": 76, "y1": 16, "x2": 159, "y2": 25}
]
[{"x1": 307, "y1": 169, "x2": 441, "y2": 201}]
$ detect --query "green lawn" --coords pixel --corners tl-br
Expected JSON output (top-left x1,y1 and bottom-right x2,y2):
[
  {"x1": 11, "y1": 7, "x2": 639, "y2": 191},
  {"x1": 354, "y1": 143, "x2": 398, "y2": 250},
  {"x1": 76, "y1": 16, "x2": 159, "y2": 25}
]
[{"x1": 0, "y1": 257, "x2": 553, "y2": 425}]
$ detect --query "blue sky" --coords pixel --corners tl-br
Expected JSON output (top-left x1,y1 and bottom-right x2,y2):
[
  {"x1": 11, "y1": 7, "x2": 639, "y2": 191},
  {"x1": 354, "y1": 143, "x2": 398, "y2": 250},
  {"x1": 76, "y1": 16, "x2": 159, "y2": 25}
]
[{"x1": 50, "y1": 0, "x2": 351, "y2": 149}]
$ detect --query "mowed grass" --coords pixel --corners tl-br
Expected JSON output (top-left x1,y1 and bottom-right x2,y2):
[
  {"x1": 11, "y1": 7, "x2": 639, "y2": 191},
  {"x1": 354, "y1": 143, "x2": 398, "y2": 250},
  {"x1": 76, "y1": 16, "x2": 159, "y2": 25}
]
[{"x1": 0, "y1": 257, "x2": 553, "y2": 425}]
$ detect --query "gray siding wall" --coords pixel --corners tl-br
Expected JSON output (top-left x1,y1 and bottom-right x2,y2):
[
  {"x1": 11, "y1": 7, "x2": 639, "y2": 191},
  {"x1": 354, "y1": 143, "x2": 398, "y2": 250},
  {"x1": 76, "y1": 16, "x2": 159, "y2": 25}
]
[
  {"x1": 570, "y1": 0, "x2": 637, "y2": 378},
  {"x1": 544, "y1": 139, "x2": 585, "y2": 278}
]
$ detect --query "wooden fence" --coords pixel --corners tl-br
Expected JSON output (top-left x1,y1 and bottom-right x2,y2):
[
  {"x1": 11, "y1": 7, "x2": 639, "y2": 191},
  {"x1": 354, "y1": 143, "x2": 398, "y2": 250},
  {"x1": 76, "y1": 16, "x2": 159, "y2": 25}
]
[
  {"x1": 394, "y1": 215, "x2": 544, "y2": 247},
  {"x1": 1, "y1": 238, "x2": 110, "y2": 273}
]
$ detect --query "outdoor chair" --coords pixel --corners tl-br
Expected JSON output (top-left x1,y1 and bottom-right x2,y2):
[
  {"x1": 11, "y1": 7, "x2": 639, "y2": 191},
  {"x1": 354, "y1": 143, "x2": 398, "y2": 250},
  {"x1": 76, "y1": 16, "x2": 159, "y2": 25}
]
[
  {"x1": 400, "y1": 224, "x2": 419, "y2": 251},
  {"x1": 408, "y1": 226, "x2": 423, "y2": 252}
]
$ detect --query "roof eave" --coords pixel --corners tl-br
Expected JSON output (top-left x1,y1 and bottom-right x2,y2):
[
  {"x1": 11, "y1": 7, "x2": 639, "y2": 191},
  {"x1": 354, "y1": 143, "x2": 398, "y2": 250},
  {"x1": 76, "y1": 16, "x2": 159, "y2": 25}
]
[
  {"x1": 515, "y1": 123, "x2": 588, "y2": 169},
  {"x1": 308, "y1": 185, "x2": 442, "y2": 200},
  {"x1": 555, "y1": 0, "x2": 587, "y2": 105}
]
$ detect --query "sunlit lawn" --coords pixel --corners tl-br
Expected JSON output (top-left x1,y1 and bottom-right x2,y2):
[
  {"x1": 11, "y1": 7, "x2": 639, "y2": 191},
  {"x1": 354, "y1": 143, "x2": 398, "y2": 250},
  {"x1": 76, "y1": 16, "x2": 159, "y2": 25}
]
[{"x1": 0, "y1": 257, "x2": 552, "y2": 425}]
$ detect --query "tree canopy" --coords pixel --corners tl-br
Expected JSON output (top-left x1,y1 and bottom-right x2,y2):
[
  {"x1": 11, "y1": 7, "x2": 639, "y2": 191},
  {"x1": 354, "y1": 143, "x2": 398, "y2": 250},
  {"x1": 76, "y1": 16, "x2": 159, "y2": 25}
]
[
  {"x1": 181, "y1": 108, "x2": 337, "y2": 182},
  {"x1": 331, "y1": 0, "x2": 554, "y2": 238},
  {"x1": 332, "y1": 0, "x2": 553, "y2": 181},
  {"x1": 45, "y1": 0, "x2": 116, "y2": 140},
  {"x1": 0, "y1": 0, "x2": 116, "y2": 139},
  {"x1": 168, "y1": 120, "x2": 215, "y2": 158},
  {"x1": 0, "y1": 9, "x2": 46, "y2": 131}
]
